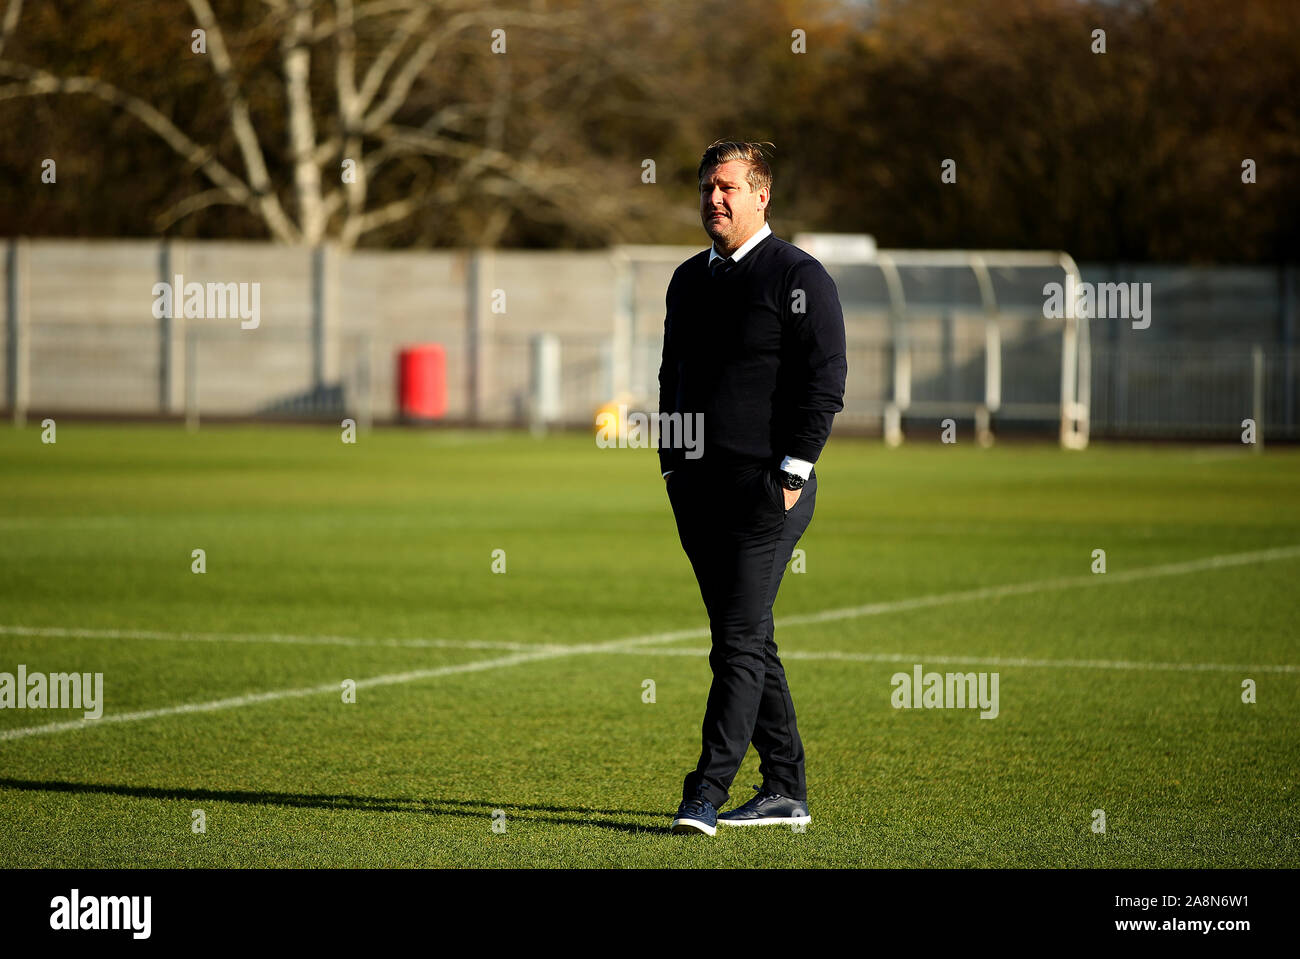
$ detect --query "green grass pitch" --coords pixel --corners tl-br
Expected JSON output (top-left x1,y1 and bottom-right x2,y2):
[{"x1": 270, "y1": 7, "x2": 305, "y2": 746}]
[{"x1": 0, "y1": 423, "x2": 1297, "y2": 868}]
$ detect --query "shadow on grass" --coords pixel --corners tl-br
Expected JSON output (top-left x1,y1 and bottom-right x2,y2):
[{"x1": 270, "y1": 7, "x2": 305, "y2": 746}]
[{"x1": 0, "y1": 777, "x2": 671, "y2": 836}]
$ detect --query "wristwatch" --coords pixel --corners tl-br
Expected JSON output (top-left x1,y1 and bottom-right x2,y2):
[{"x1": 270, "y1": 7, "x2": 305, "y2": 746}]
[{"x1": 777, "y1": 470, "x2": 806, "y2": 491}]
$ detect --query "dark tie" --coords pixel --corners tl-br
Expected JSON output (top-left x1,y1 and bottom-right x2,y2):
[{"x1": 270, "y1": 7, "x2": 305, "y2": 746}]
[{"x1": 710, "y1": 256, "x2": 734, "y2": 279}]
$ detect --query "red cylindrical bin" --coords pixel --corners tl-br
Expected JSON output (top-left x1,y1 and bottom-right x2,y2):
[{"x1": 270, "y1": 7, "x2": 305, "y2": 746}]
[{"x1": 397, "y1": 343, "x2": 447, "y2": 421}]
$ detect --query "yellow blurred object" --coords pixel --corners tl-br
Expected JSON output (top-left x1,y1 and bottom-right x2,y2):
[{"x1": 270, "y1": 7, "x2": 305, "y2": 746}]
[{"x1": 594, "y1": 393, "x2": 637, "y2": 434}]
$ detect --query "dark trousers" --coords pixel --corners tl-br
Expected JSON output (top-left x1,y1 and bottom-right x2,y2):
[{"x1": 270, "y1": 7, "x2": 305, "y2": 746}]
[{"x1": 666, "y1": 460, "x2": 816, "y2": 807}]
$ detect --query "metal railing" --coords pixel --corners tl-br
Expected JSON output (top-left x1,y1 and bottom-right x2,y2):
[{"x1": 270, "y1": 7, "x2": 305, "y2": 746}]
[{"x1": 4, "y1": 237, "x2": 1297, "y2": 442}]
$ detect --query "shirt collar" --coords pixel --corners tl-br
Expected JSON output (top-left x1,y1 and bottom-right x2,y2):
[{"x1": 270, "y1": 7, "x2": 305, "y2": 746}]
[{"x1": 708, "y1": 221, "x2": 772, "y2": 266}]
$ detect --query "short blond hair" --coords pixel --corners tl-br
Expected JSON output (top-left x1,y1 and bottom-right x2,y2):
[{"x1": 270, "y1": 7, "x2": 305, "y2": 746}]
[{"x1": 698, "y1": 139, "x2": 775, "y2": 221}]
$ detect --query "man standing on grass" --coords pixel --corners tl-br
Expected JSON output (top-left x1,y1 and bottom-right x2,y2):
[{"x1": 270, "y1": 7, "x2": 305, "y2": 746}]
[{"x1": 658, "y1": 140, "x2": 847, "y2": 835}]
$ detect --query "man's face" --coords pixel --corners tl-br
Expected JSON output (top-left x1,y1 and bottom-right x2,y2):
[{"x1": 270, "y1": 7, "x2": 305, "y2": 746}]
[{"x1": 700, "y1": 159, "x2": 768, "y2": 253}]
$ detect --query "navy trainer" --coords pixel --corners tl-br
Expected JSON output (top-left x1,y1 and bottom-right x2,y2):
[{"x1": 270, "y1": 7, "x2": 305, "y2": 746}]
[
  {"x1": 717, "y1": 785, "x2": 811, "y2": 827},
  {"x1": 671, "y1": 794, "x2": 718, "y2": 835}
]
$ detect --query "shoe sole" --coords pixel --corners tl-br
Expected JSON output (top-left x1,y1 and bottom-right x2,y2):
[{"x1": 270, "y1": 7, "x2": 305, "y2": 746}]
[
  {"x1": 670, "y1": 818, "x2": 717, "y2": 836},
  {"x1": 717, "y1": 815, "x2": 811, "y2": 827}
]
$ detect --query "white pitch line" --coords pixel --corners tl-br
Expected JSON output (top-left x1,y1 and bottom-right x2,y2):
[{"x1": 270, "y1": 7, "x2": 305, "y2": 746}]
[
  {"x1": 593, "y1": 646, "x2": 1300, "y2": 674},
  {"x1": 0, "y1": 623, "x2": 717, "y2": 654},
  {"x1": 2, "y1": 544, "x2": 1297, "y2": 741},
  {"x1": 773, "y1": 544, "x2": 1300, "y2": 628},
  {"x1": 0, "y1": 649, "x2": 564, "y2": 742},
  {"x1": 0, "y1": 625, "x2": 561, "y2": 654},
  {"x1": 6, "y1": 544, "x2": 1298, "y2": 657},
  {"x1": 0, "y1": 629, "x2": 713, "y2": 742}
]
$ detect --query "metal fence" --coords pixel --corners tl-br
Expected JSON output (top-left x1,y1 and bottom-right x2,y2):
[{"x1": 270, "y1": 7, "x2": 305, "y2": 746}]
[
  {"x1": 1090, "y1": 347, "x2": 1295, "y2": 439},
  {"x1": 3, "y1": 237, "x2": 1297, "y2": 442}
]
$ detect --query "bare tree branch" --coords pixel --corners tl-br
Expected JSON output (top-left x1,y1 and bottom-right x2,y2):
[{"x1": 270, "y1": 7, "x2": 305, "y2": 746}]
[
  {"x1": 354, "y1": 2, "x2": 431, "y2": 118},
  {"x1": 334, "y1": 0, "x2": 368, "y2": 247},
  {"x1": 351, "y1": 185, "x2": 450, "y2": 236},
  {"x1": 2, "y1": 0, "x2": 675, "y2": 248},
  {"x1": 362, "y1": 7, "x2": 583, "y2": 134},
  {"x1": 0, "y1": 59, "x2": 300, "y2": 241},
  {"x1": 309, "y1": 0, "x2": 429, "y2": 43},
  {"x1": 0, "y1": 0, "x2": 22, "y2": 59},
  {"x1": 280, "y1": 0, "x2": 325, "y2": 241},
  {"x1": 154, "y1": 188, "x2": 244, "y2": 231},
  {"x1": 183, "y1": 0, "x2": 300, "y2": 242}
]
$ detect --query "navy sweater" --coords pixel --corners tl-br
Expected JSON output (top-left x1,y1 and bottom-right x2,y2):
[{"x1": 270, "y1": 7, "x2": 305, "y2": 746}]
[{"x1": 657, "y1": 232, "x2": 848, "y2": 473}]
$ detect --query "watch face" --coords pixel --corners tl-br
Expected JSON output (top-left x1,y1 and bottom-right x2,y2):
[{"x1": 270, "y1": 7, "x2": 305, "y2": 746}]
[{"x1": 780, "y1": 471, "x2": 806, "y2": 491}]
